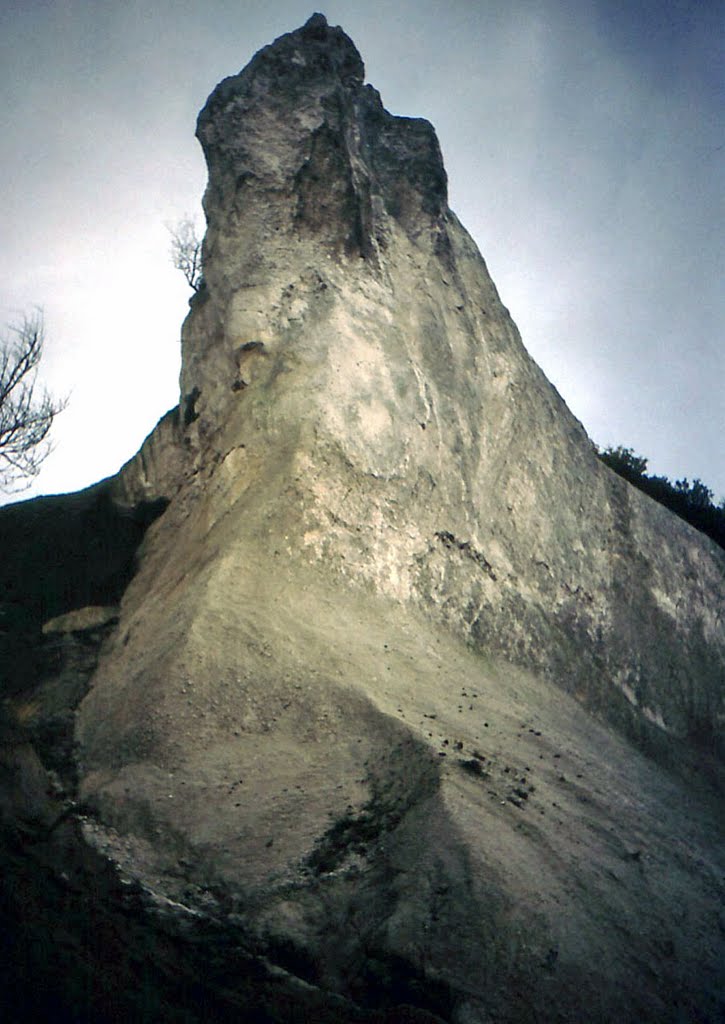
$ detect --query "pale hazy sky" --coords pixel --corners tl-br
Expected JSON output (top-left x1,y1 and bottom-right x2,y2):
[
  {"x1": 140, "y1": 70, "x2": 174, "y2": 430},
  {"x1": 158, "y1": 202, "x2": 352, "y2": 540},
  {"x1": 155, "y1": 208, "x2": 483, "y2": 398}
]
[{"x1": 1, "y1": 0, "x2": 723, "y2": 503}]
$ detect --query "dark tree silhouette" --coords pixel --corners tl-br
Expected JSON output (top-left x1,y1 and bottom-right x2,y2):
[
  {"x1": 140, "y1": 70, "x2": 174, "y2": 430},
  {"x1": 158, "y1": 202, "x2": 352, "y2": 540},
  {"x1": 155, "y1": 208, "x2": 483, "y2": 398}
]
[
  {"x1": 598, "y1": 445, "x2": 725, "y2": 552},
  {"x1": 0, "y1": 312, "x2": 65, "y2": 491},
  {"x1": 597, "y1": 445, "x2": 648, "y2": 482}
]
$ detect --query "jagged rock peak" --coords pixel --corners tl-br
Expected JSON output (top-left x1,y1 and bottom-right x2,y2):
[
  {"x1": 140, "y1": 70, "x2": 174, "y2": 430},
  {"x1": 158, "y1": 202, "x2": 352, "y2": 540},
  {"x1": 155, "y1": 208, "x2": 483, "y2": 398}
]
[
  {"x1": 252, "y1": 12, "x2": 365, "y2": 89},
  {"x1": 195, "y1": 13, "x2": 447, "y2": 264}
]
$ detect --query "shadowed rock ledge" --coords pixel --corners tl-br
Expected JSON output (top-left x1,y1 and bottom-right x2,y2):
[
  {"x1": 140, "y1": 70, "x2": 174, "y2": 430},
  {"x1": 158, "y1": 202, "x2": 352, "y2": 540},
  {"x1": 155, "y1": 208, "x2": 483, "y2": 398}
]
[{"x1": 1, "y1": 14, "x2": 723, "y2": 1024}]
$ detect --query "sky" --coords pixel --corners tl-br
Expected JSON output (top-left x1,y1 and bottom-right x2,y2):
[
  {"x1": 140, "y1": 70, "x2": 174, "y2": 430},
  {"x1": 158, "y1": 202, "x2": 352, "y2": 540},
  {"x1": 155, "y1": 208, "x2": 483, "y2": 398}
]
[{"x1": 1, "y1": 0, "x2": 723, "y2": 504}]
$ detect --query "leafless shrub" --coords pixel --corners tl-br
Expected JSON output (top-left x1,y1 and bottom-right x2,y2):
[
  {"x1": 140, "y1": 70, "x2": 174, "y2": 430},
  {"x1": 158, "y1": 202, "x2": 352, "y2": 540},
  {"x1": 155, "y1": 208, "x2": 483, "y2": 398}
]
[
  {"x1": 168, "y1": 217, "x2": 203, "y2": 292},
  {"x1": 0, "y1": 311, "x2": 66, "y2": 491}
]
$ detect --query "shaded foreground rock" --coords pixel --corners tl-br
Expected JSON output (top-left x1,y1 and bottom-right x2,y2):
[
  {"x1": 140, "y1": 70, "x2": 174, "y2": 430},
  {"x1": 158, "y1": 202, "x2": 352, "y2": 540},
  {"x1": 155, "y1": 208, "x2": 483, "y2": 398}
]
[{"x1": 1, "y1": 15, "x2": 724, "y2": 1024}]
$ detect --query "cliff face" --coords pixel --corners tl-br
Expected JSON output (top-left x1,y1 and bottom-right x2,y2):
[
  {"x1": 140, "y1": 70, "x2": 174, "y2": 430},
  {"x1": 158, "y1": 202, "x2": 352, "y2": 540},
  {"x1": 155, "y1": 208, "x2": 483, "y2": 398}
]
[
  {"x1": 177, "y1": 12, "x2": 723, "y2": 759},
  {"x1": 2, "y1": 15, "x2": 724, "y2": 1024}
]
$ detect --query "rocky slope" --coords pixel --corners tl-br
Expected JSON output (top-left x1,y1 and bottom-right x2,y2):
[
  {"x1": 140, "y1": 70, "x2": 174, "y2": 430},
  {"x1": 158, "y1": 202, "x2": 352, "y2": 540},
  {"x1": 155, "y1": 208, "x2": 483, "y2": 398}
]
[{"x1": 1, "y1": 15, "x2": 723, "y2": 1024}]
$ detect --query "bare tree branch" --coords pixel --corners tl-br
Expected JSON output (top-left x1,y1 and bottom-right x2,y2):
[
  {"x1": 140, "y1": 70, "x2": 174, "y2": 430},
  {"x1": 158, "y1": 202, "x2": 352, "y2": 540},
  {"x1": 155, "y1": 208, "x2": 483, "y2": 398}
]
[
  {"x1": 0, "y1": 311, "x2": 66, "y2": 492},
  {"x1": 168, "y1": 217, "x2": 204, "y2": 292}
]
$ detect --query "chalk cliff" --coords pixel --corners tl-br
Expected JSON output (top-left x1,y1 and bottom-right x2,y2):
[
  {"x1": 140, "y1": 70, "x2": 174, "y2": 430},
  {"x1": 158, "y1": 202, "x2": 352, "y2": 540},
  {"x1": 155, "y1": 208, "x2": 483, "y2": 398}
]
[{"x1": 1, "y1": 15, "x2": 723, "y2": 1024}]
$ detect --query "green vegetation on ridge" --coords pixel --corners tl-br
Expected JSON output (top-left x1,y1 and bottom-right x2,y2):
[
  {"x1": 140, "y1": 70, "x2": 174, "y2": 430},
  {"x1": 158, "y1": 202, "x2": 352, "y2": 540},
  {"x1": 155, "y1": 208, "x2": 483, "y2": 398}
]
[{"x1": 597, "y1": 445, "x2": 725, "y2": 552}]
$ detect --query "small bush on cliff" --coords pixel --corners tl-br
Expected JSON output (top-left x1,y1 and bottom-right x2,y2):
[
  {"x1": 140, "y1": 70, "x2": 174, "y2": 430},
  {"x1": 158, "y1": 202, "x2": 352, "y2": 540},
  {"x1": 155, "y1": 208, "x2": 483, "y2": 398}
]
[
  {"x1": 597, "y1": 445, "x2": 725, "y2": 551},
  {"x1": 168, "y1": 217, "x2": 204, "y2": 292}
]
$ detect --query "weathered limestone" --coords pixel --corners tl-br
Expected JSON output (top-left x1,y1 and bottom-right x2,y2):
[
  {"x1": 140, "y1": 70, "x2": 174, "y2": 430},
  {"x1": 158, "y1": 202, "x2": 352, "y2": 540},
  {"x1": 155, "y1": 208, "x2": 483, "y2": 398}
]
[
  {"x1": 2, "y1": 15, "x2": 723, "y2": 1023},
  {"x1": 174, "y1": 13, "x2": 723, "y2": 760}
]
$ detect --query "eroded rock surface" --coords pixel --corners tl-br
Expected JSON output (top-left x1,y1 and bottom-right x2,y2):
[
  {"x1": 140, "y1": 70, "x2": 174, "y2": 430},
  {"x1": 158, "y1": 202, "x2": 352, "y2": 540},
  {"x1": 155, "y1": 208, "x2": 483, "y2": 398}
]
[{"x1": 1, "y1": 15, "x2": 724, "y2": 1024}]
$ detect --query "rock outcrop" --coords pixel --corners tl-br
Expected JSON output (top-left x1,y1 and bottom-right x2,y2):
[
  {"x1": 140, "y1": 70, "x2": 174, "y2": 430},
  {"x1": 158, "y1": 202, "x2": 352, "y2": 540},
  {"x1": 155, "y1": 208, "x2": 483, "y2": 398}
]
[
  {"x1": 1, "y1": 15, "x2": 723, "y2": 1024},
  {"x1": 180, "y1": 13, "x2": 723, "y2": 765}
]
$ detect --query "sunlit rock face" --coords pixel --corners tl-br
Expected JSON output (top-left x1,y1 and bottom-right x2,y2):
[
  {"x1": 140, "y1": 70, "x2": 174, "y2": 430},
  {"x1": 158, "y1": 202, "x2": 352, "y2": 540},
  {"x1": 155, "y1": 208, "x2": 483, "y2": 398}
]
[
  {"x1": 3, "y1": 15, "x2": 724, "y2": 1024},
  {"x1": 174, "y1": 12, "x2": 725, "y2": 760}
]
